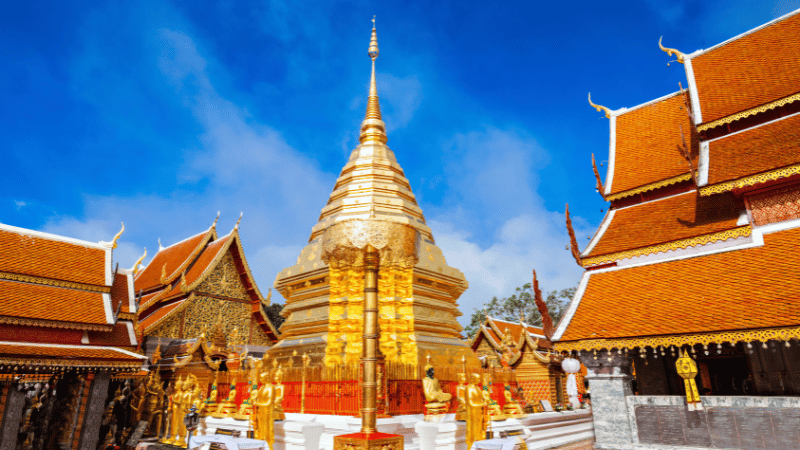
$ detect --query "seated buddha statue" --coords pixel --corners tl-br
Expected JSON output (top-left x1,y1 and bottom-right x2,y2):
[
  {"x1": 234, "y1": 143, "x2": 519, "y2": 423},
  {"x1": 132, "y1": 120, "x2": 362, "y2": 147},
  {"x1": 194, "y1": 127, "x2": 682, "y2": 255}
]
[
  {"x1": 482, "y1": 373, "x2": 505, "y2": 421},
  {"x1": 503, "y1": 384, "x2": 525, "y2": 417},
  {"x1": 422, "y1": 363, "x2": 451, "y2": 416},
  {"x1": 212, "y1": 380, "x2": 238, "y2": 418}
]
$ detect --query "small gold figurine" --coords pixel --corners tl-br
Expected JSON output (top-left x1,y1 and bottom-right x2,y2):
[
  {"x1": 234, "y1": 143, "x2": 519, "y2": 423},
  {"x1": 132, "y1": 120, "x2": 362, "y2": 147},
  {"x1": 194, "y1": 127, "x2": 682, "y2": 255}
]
[
  {"x1": 466, "y1": 373, "x2": 487, "y2": 450},
  {"x1": 164, "y1": 375, "x2": 185, "y2": 445}
]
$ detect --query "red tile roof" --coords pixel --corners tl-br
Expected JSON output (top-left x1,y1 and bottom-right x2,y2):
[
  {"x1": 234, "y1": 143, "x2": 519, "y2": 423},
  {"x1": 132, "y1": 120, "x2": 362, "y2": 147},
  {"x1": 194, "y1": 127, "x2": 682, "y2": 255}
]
[
  {"x1": 610, "y1": 93, "x2": 697, "y2": 196},
  {"x1": 111, "y1": 272, "x2": 132, "y2": 313},
  {"x1": 560, "y1": 226, "x2": 800, "y2": 342},
  {"x1": 0, "y1": 279, "x2": 108, "y2": 325},
  {"x1": 691, "y1": 12, "x2": 800, "y2": 124},
  {"x1": 88, "y1": 321, "x2": 135, "y2": 347},
  {"x1": 706, "y1": 113, "x2": 800, "y2": 187},
  {"x1": 0, "y1": 342, "x2": 143, "y2": 361},
  {"x1": 586, "y1": 190, "x2": 742, "y2": 257},
  {"x1": 0, "y1": 228, "x2": 106, "y2": 286},
  {"x1": 139, "y1": 300, "x2": 186, "y2": 333},
  {"x1": 134, "y1": 231, "x2": 210, "y2": 292},
  {"x1": 184, "y1": 236, "x2": 230, "y2": 288}
]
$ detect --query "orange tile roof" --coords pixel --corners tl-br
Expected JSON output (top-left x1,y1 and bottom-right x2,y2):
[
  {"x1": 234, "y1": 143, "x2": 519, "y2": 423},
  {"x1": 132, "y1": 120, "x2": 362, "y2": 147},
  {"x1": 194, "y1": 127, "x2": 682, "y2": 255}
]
[
  {"x1": 134, "y1": 231, "x2": 209, "y2": 292},
  {"x1": 707, "y1": 113, "x2": 800, "y2": 186},
  {"x1": 184, "y1": 235, "x2": 230, "y2": 287},
  {"x1": 111, "y1": 272, "x2": 131, "y2": 313},
  {"x1": 0, "y1": 229, "x2": 106, "y2": 286},
  {"x1": 0, "y1": 343, "x2": 143, "y2": 361},
  {"x1": 0, "y1": 279, "x2": 108, "y2": 325},
  {"x1": 586, "y1": 190, "x2": 742, "y2": 257},
  {"x1": 560, "y1": 226, "x2": 800, "y2": 342},
  {"x1": 139, "y1": 300, "x2": 186, "y2": 332},
  {"x1": 88, "y1": 322, "x2": 135, "y2": 348},
  {"x1": 691, "y1": 12, "x2": 800, "y2": 124},
  {"x1": 610, "y1": 93, "x2": 697, "y2": 195}
]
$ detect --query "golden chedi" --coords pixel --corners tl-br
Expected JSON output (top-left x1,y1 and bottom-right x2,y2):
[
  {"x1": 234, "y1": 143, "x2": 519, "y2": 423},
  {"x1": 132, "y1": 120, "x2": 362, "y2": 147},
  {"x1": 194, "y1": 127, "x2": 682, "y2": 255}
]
[
  {"x1": 269, "y1": 17, "x2": 479, "y2": 372},
  {"x1": 466, "y1": 373, "x2": 487, "y2": 450}
]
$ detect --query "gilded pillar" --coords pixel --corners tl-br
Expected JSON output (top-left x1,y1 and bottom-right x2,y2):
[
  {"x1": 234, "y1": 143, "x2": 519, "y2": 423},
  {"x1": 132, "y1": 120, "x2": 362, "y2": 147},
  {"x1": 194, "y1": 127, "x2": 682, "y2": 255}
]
[{"x1": 362, "y1": 244, "x2": 379, "y2": 433}]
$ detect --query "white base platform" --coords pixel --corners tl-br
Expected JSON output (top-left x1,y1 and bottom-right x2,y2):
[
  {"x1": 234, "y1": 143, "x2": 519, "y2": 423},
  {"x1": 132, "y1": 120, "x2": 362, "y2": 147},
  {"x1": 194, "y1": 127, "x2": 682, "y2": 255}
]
[{"x1": 200, "y1": 410, "x2": 593, "y2": 450}]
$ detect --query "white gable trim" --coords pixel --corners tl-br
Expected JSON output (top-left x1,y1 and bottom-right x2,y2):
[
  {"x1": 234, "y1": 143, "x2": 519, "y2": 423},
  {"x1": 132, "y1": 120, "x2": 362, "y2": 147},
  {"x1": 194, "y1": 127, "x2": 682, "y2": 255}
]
[
  {"x1": 102, "y1": 293, "x2": 114, "y2": 324},
  {"x1": 684, "y1": 59, "x2": 703, "y2": 125},
  {"x1": 582, "y1": 209, "x2": 615, "y2": 257},
  {"x1": 552, "y1": 272, "x2": 591, "y2": 342},
  {"x1": 125, "y1": 321, "x2": 138, "y2": 346},
  {"x1": 604, "y1": 116, "x2": 616, "y2": 195},
  {"x1": 697, "y1": 141, "x2": 710, "y2": 186},
  {"x1": 125, "y1": 271, "x2": 136, "y2": 313},
  {"x1": 0, "y1": 223, "x2": 107, "y2": 250}
]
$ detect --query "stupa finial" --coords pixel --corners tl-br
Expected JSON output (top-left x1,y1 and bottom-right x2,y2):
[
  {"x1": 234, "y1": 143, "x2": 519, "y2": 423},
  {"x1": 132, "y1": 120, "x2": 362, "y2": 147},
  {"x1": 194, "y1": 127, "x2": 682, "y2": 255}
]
[{"x1": 359, "y1": 16, "x2": 388, "y2": 144}]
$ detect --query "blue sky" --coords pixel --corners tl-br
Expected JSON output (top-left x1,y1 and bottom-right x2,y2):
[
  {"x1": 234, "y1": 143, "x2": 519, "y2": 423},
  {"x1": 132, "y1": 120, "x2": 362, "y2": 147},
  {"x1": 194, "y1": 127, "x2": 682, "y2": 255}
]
[{"x1": 2, "y1": 0, "x2": 797, "y2": 326}]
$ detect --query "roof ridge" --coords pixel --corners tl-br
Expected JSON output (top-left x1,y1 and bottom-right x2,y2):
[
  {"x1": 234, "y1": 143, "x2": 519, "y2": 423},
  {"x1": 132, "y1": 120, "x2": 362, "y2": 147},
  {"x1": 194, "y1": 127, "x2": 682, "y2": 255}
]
[{"x1": 0, "y1": 223, "x2": 109, "y2": 250}]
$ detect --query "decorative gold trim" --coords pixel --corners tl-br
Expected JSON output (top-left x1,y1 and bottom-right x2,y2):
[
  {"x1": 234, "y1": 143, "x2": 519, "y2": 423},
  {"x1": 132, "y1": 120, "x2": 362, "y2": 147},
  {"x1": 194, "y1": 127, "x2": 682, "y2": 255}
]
[
  {"x1": 588, "y1": 93, "x2": 611, "y2": 119},
  {"x1": 605, "y1": 173, "x2": 693, "y2": 202},
  {"x1": 554, "y1": 325, "x2": 800, "y2": 352},
  {"x1": 0, "y1": 357, "x2": 143, "y2": 369},
  {"x1": 582, "y1": 226, "x2": 751, "y2": 266},
  {"x1": 699, "y1": 163, "x2": 800, "y2": 196},
  {"x1": 658, "y1": 36, "x2": 685, "y2": 64},
  {"x1": 697, "y1": 92, "x2": 800, "y2": 132},
  {"x1": 0, "y1": 316, "x2": 111, "y2": 332},
  {"x1": 0, "y1": 272, "x2": 110, "y2": 293}
]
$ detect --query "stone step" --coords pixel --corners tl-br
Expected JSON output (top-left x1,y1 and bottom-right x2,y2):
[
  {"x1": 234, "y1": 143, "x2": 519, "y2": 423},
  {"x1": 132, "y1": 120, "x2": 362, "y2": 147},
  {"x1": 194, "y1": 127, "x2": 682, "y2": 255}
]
[
  {"x1": 526, "y1": 421, "x2": 594, "y2": 443},
  {"x1": 526, "y1": 430, "x2": 595, "y2": 450},
  {"x1": 527, "y1": 416, "x2": 593, "y2": 433}
]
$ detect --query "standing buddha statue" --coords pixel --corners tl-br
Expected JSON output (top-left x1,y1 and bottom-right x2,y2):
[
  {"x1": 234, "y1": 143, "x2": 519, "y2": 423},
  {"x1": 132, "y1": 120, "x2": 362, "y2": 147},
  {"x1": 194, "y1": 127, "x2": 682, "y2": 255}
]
[
  {"x1": 455, "y1": 373, "x2": 467, "y2": 422},
  {"x1": 254, "y1": 371, "x2": 275, "y2": 448},
  {"x1": 164, "y1": 376, "x2": 185, "y2": 445},
  {"x1": 273, "y1": 366, "x2": 285, "y2": 421},
  {"x1": 466, "y1": 373, "x2": 486, "y2": 450}
]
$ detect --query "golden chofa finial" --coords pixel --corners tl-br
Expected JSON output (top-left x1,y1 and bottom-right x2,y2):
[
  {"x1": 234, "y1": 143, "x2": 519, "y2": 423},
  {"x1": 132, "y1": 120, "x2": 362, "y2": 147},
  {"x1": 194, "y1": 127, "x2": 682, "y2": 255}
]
[
  {"x1": 359, "y1": 17, "x2": 388, "y2": 145},
  {"x1": 588, "y1": 93, "x2": 612, "y2": 119},
  {"x1": 111, "y1": 222, "x2": 125, "y2": 249},
  {"x1": 659, "y1": 36, "x2": 685, "y2": 65},
  {"x1": 131, "y1": 248, "x2": 147, "y2": 275}
]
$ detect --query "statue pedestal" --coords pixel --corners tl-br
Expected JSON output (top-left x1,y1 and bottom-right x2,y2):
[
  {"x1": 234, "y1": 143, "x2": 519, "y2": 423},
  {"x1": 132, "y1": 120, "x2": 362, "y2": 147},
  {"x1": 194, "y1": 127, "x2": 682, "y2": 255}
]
[
  {"x1": 333, "y1": 432, "x2": 403, "y2": 450},
  {"x1": 414, "y1": 420, "x2": 466, "y2": 450}
]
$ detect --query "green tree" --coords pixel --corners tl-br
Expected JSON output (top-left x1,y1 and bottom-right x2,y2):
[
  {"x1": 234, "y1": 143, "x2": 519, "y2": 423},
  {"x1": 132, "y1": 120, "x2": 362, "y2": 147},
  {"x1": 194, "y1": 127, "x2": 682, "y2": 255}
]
[
  {"x1": 463, "y1": 285, "x2": 575, "y2": 339},
  {"x1": 264, "y1": 303, "x2": 285, "y2": 329}
]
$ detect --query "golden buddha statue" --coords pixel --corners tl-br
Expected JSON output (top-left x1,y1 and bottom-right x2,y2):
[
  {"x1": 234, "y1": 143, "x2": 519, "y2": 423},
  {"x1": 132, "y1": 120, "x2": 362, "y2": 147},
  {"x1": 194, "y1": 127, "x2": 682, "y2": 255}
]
[
  {"x1": 466, "y1": 373, "x2": 487, "y2": 450},
  {"x1": 482, "y1": 373, "x2": 505, "y2": 421},
  {"x1": 422, "y1": 360, "x2": 451, "y2": 417},
  {"x1": 164, "y1": 375, "x2": 185, "y2": 445},
  {"x1": 144, "y1": 373, "x2": 165, "y2": 437},
  {"x1": 212, "y1": 378, "x2": 238, "y2": 418},
  {"x1": 502, "y1": 384, "x2": 525, "y2": 418},
  {"x1": 455, "y1": 373, "x2": 467, "y2": 422},
  {"x1": 254, "y1": 371, "x2": 275, "y2": 448},
  {"x1": 273, "y1": 366, "x2": 285, "y2": 421},
  {"x1": 203, "y1": 370, "x2": 219, "y2": 415},
  {"x1": 131, "y1": 379, "x2": 147, "y2": 423}
]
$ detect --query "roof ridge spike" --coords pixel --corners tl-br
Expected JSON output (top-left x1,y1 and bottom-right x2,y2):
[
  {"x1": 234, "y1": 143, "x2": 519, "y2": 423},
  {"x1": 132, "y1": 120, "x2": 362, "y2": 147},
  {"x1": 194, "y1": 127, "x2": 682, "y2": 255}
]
[
  {"x1": 359, "y1": 17, "x2": 388, "y2": 144},
  {"x1": 659, "y1": 36, "x2": 685, "y2": 65},
  {"x1": 588, "y1": 93, "x2": 611, "y2": 119}
]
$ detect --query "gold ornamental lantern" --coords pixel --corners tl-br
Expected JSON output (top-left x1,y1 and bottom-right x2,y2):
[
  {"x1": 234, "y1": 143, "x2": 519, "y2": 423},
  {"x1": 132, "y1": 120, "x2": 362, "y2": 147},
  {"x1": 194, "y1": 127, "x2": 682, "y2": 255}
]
[{"x1": 675, "y1": 350, "x2": 703, "y2": 411}]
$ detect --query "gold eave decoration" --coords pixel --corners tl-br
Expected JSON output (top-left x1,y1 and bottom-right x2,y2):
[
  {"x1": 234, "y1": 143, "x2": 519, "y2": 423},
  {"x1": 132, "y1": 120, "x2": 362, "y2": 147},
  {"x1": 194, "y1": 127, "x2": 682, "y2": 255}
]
[
  {"x1": 658, "y1": 36, "x2": 685, "y2": 65},
  {"x1": 0, "y1": 357, "x2": 144, "y2": 369},
  {"x1": 697, "y1": 92, "x2": 800, "y2": 132},
  {"x1": 699, "y1": 163, "x2": 800, "y2": 196},
  {"x1": 142, "y1": 293, "x2": 194, "y2": 335},
  {"x1": 581, "y1": 226, "x2": 752, "y2": 267},
  {"x1": 0, "y1": 315, "x2": 113, "y2": 332},
  {"x1": 0, "y1": 271, "x2": 112, "y2": 293},
  {"x1": 605, "y1": 173, "x2": 694, "y2": 202},
  {"x1": 554, "y1": 325, "x2": 800, "y2": 352}
]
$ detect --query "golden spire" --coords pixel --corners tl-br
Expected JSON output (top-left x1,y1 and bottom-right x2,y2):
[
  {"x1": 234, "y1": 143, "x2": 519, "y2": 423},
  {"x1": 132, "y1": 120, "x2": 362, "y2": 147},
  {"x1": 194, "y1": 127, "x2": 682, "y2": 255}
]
[
  {"x1": 659, "y1": 36, "x2": 685, "y2": 65},
  {"x1": 359, "y1": 17, "x2": 388, "y2": 145},
  {"x1": 588, "y1": 93, "x2": 611, "y2": 119}
]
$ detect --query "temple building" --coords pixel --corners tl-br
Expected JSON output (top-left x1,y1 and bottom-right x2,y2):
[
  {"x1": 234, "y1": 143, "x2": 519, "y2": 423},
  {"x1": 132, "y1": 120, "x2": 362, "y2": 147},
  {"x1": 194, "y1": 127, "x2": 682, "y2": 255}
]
[
  {"x1": 136, "y1": 216, "x2": 279, "y2": 360},
  {"x1": 555, "y1": 8, "x2": 800, "y2": 450},
  {"x1": 0, "y1": 222, "x2": 147, "y2": 450},
  {"x1": 471, "y1": 316, "x2": 585, "y2": 408},
  {"x1": 267, "y1": 24, "x2": 477, "y2": 372}
]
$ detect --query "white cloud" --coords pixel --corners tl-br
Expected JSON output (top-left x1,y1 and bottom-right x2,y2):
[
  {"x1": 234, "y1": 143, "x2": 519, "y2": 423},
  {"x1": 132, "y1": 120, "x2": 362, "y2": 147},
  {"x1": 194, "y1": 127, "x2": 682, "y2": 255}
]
[{"x1": 14, "y1": 200, "x2": 26, "y2": 210}]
